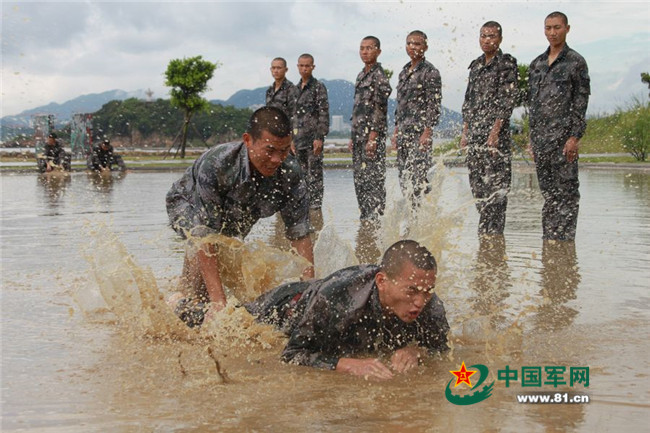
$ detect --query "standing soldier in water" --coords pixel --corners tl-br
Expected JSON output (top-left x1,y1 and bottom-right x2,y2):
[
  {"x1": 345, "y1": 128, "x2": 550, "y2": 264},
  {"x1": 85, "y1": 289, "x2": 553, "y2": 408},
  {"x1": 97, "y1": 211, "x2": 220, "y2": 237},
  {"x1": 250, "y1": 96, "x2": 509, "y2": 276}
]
[
  {"x1": 266, "y1": 57, "x2": 298, "y2": 124},
  {"x1": 349, "y1": 36, "x2": 392, "y2": 263},
  {"x1": 166, "y1": 107, "x2": 314, "y2": 320},
  {"x1": 294, "y1": 53, "x2": 330, "y2": 217},
  {"x1": 528, "y1": 11, "x2": 590, "y2": 241},
  {"x1": 392, "y1": 30, "x2": 442, "y2": 208},
  {"x1": 461, "y1": 21, "x2": 518, "y2": 236},
  {"x1": 349, "y1": 36, "x2": 392, "y2": 223}
]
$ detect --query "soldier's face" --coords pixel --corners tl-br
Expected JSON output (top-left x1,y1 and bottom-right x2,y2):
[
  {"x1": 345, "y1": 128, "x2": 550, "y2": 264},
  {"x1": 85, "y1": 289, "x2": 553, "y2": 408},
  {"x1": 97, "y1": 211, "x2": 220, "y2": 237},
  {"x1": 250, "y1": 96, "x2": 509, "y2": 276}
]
[
  {"x1": 270, "y1": 60, "x2": 288, "y2": 80},
  {"x1": 405, "y1": 34, "x2": 427, "y2": 61},
  {"x1": 297, "y1": 57, "x2": 315, "y2": 81},
  {"x1": 544, "y1": 17, "x2": 570, "y2": 48},
  {"x1": 244, "y1": 130, "x2": 292, "y2": 177},
  {"x1": 46, "y1": 137, "x2": 55, "y2": 146},
  {"x1": 377, "y1": 261, "x2": 436, "y2": 323},
  {"x1": 359, "y1": 39, "x2": 381, "y2": 65},
  {"x1": 479, "y1": 26, "x2": 502, "y2": 56}
]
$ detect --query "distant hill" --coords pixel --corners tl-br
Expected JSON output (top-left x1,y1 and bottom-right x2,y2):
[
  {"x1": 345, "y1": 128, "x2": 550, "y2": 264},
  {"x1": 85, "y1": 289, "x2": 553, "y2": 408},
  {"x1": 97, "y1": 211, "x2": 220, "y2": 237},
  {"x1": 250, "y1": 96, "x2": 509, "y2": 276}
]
[
  {"x1": 1, "y1": 89, "x2": 149, "y2": 142},
  {"x1": 1, "y1": 80, "x2": 462, "y2": 142},
  {"x1": 212, "y1": 78, "x2": 462, "y2": 136}
]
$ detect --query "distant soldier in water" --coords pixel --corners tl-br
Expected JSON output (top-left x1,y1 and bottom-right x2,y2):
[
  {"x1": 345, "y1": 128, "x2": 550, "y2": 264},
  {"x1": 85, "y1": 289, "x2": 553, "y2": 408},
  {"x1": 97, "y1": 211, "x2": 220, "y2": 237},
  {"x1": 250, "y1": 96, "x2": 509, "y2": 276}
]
[
  {"x1": 528, "y1": 11, "x2": 590, "y2": 241},
  {"x1": 349, "y1": 36, "x2": 392, "y2": 223},
  {"x1": 166, "y1": 107, "x2": 314, "y2": 319},
  {"x1": 392, "y1": 30, "x2": 442, "y2": 208},
  {"x1": 265, "y1": 57, "x2": 298, "y2": 124},
  {"x1": 293, "y1": 53, "x2": 330, "y2": 212},
  {"x1": 88, "y1": 138, "x2": 126, "y2": 172},
  {"x1": 461, "y1": 21, "x2": 518, "y2": 235},
  {"x1": 37, "y1": 133, "x2": 71, "y2": 173},
  {"x1": 173, "y1": 240, "x2": 450, "y2": 380}
]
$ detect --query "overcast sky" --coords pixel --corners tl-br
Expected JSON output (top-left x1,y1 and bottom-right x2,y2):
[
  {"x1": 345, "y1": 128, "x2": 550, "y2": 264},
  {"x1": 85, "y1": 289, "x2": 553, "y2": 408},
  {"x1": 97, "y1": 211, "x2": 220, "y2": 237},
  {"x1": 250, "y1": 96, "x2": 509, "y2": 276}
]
[{"x1": 2, "y1": 1, "x2": 649, "y2": 117}]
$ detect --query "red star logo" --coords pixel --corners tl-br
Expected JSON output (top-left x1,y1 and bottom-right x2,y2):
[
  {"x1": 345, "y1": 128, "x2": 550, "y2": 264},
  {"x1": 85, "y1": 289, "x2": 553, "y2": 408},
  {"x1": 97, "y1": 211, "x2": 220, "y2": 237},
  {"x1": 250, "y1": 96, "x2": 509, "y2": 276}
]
[{"x1": 449, "y1": 362, "x2": 476, "y2": 388}]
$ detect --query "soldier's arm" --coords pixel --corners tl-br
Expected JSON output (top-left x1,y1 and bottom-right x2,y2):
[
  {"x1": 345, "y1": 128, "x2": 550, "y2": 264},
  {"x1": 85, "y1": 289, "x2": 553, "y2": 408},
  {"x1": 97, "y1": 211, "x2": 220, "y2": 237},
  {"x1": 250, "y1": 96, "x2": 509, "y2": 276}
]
[
  {"x1": 316, "y1": 83, "x2": 330, "y2": 140},
  {"x1": 281, "y1": 293, "x2": 341, "y2": 369},
  {"x1": 370, "y1": 71, "x2": 392, "y2": 134},
  {"x1": 424, "y1": 68, "x2": 442, "y2": 129},
  {"x1": 569, "y1": 57, "x2": 591, "y2": 140}
]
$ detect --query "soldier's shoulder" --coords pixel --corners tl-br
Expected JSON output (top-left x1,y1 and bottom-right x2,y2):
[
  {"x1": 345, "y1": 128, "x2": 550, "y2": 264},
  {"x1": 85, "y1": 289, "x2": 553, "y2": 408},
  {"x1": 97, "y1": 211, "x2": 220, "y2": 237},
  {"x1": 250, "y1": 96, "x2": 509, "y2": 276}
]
[
  {"x1": 197, "y1": 141, "x2": 244, "y2": 174},
  {"x1": 500, "y1": 52, "x2": 518, "y2": 66},
  {"x1": 565, "y1": 47, "x2": 588, "y2": 65}
]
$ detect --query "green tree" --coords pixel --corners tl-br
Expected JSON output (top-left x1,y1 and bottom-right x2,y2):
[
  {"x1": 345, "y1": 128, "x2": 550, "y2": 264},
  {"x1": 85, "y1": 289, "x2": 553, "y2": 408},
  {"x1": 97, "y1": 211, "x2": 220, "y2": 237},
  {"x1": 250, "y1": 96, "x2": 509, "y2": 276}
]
[
  {"x1": 383, "y1": 68, "x2": 394, "y2": 80},
  {"x1": 517, "y1": 63, "x2": 530, "y2": 116},
  {"x1": 165, "y1": 56, "x2": 218, "y2": 158},
  {"x1": 642, "y1": 72, "x2": 650, "y2": 98},
  {"x1": 622, "y1": 100, "x2": 649, "y2": 161}
]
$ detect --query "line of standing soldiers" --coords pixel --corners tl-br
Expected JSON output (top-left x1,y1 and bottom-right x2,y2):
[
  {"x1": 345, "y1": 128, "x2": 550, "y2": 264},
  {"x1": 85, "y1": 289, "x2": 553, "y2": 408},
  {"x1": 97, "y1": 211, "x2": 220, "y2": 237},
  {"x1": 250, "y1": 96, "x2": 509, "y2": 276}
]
[{"x1": 265, "y1": 10, "x2": 591, "y2": 242}]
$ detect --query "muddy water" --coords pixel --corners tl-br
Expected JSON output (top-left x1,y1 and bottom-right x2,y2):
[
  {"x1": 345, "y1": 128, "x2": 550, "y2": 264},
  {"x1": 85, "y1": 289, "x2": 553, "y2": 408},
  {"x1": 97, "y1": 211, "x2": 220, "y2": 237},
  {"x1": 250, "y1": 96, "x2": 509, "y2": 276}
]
[{"x1": 1, "y1": 166, "x2": 649, "y2": 432}]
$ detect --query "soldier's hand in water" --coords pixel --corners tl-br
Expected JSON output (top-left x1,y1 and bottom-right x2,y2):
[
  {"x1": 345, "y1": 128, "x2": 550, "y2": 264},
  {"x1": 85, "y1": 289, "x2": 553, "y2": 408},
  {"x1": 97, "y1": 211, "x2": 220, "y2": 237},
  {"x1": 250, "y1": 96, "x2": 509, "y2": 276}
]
[
  {"x1": 313, "y1": 139, "x2": 323, "y2": 156},
  {"x1": 391, "y1": 130, "x2": 399, "y2": 151},
  {"x1": 418, "y1": 128, "x2": 433, "y2": 152},
  {"x1": 487, "y1": 128, "x2": 500, "y2": 157},
  {"x1": 347, "y1": 139, "x2": 353, "y2": 153},
  {"x1": 563, "y1": 137, "x2": 580, "y2": 163},
  {"x1": 390, "y1": 346, "x2": 422, "y2": 373},
  {"x1": 365, "y1": 131, "x2": 379, "y2": 158},
  {"x1": 336, "y1": 358, "x2": 394, "y2": 380},
  {"x1": 203, "y1": 300, "x2": 226, "y2": 323}
]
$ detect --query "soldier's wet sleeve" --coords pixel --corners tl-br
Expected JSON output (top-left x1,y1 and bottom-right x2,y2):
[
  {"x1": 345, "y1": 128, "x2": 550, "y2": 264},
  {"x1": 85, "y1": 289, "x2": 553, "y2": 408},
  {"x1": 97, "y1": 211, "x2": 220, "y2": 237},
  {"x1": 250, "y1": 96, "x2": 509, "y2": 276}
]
[
  {"x1": 418, "y1": 296, "x2": 450, "y2": 354},
  {"x1": 495, "y1": 55, "x2": 519, "y2": 120},
  {"x1": 424, "y1": 68, "x2": 442, "y2": 129},
  {"x1": 569, "y1": 59, "x2": 590, "y2": 139},
  {"x1": 280, "y1": 169, "x2": 311, "y2": 240},
  {"x1": 287, "y1": 85, "x2": 299, "y2": 125},
  {"x1": 370, "y1": 71, "x2": 392, "y2": 133},
  {"x1": 191, "y1": 160, "x2": 224, "y2": 237},
  {"x1": 281, "y1": 293, "x2": 341, "y2": 369},
  {"x1": 315, "y1": 82, "x2": 330, "y2": 141}
]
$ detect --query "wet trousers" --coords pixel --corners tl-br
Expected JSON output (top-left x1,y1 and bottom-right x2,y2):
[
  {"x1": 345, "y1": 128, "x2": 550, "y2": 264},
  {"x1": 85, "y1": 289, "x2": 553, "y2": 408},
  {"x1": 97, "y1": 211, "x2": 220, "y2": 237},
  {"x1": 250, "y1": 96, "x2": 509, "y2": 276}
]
[
  {"x1": 396, "y1": 126, "x2": 433, "y2": 207},
  {"x1": 467, "y1": 143, "x2": 512, "y2": 235},
  {"x1": 351, "y1": 132, "x2": 386, "y2": 221},
  {"x1": 533, "y1": 143, "x2": 580, "y2": 241},
  {"x1": 294, "y1": 137, "x2": 324, "y2": 209}
]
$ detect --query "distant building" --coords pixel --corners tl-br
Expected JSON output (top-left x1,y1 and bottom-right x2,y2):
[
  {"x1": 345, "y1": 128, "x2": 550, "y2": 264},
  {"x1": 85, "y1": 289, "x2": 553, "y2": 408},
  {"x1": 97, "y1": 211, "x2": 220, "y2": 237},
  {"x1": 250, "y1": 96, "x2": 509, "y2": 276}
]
[{"x1": 331, "y1": 115, "x2": 350, "y2": 132}]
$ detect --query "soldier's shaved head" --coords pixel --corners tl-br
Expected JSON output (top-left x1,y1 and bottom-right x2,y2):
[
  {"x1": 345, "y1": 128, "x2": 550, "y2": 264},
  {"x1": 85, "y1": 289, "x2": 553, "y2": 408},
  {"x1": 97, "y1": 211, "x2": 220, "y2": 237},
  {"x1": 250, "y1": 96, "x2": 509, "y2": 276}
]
[{"x1": 380, "y1": 240, "x2": 437, "y2": 279}]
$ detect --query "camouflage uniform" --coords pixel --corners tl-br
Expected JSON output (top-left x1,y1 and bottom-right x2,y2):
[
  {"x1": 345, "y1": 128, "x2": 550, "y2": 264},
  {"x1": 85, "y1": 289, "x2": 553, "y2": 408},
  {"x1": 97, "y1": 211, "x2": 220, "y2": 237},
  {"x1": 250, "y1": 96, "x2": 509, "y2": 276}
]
[
  {"x1": 166, "y1": 141, "x2": 311, "y2": 241},
  {"x1": 529, "y1": 44, "x2": 590, "y2": 240},
  {"x1": 37, "y1": 139, "x2": 71, "y2": 172},
  {"x1": 265, "y1": 78, "x2": 299, "y2": 124},
  {"x1": 88, "y1": 143, "x2": 125, "y2": 171},
  {"x1": 293, "y1": 77, "x2": 330, "y2": 209},
  {"x1": 462, "y1": 49, "x2": 519, "y2": 234},
  {"x1": 394, "y1": 58, "x2": 442, "y2": 205},
  {"x1": 351, "y1": 63, "x2": 392, "y2": 221},
  {"x1": 245, "y1": 264, "x2": 450, "y2": 370}
]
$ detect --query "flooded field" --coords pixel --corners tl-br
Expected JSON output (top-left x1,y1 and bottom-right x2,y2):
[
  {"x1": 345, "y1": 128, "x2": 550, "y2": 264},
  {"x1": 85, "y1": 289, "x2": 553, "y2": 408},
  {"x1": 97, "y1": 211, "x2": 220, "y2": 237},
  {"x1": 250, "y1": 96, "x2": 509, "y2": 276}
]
[{"x1": 1, "y1": 165, "x2": 649, "y2": 432}]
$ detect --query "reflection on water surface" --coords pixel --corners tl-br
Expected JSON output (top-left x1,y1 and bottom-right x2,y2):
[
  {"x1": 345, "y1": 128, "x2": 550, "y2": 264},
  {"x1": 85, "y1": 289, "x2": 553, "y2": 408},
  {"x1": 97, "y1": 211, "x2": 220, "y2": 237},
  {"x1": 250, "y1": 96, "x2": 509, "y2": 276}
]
[{"x1": 1, "y1": 166, "x2": 649, "y2": 432}]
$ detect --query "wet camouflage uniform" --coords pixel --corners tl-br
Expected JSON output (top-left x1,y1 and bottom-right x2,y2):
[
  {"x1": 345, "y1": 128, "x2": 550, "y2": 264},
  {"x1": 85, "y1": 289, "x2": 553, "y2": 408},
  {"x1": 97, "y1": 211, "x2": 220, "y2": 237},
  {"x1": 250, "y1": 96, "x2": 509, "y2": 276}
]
[
  {"x1": 37, "y1": 139, "x2": 71, "y2": 172},
  {"x1": 266, "y1": 79, "x2": 299, "y2": 124},
  {"x1": 166, "y1": 141, "x2": 311, "y2": 241},
  {"x1": 293, "y1": 77, "x2": 330, "y2": 209},
  {"x1": 351, "y1": 63, "x2": 392, "y2": 221},
  {"x1": 529, "y1": 44, "x2": 590, "y2": 241},
  {"x1": 89, "y1": 143, "x2": 125, "y2": 171},
  {"x1": 462, "y1": 49, "x2": 519, "y2": 234},
  {"x1": 394, "y1": 58, "x2": 442, "y2": 206},
  {"x1": 245, "y1": 264, "x2": 449, "y2": 370}
]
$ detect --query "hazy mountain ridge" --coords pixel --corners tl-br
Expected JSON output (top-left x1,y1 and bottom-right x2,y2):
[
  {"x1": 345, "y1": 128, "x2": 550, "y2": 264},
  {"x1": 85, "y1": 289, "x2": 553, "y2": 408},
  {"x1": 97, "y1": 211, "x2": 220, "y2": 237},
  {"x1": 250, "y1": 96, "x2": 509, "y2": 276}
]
[{"x1": 1, "y1": 80, "x2": 462, "y2": 141}]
